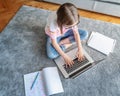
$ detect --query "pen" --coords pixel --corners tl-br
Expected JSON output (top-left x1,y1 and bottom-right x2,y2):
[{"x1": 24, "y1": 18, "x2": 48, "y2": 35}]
[{"x1": 30, "y1": 72, "x2": 39, "y2": 90}]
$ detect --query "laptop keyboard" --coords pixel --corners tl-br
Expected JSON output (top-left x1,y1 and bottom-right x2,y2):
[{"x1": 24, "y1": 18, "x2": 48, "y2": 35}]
[{"x1": 63, "y1": 57, "x2": 89, "y2": 73}]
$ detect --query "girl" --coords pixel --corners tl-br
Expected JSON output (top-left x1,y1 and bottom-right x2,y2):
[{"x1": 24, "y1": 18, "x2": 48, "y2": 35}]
[{"x1": 45, "y1": 3, "x2": 88, "y2": 67}]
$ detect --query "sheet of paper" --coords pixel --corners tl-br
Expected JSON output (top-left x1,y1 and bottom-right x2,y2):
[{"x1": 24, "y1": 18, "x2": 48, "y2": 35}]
[
  {"x1": 87, "y1": 31, "x2": 116, "y2": 55},
  {"x1": 42, "y1": 67, "x2": 64, "y2": 95},
  {"x1": 24, "y1": 71, "x2": 46, "y2": 96}
]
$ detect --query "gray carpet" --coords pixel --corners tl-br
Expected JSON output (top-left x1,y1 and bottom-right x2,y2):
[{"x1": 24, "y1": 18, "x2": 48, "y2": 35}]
[{"x1": 0, "y1": 5, "x2": 120, "y2": 96}]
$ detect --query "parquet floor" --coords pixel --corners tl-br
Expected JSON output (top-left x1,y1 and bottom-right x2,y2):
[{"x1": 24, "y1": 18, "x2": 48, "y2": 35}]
[{"x1": 0, "y1": 0, "x2": 120, "y2": 32}]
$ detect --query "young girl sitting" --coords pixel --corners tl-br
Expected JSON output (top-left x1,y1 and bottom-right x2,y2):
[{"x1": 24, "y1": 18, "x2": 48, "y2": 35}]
[{"x1": 45, "y1": 3, "x2": 88, "y2": 67}]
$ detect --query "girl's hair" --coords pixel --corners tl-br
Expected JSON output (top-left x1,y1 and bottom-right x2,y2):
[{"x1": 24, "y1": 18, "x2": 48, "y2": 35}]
[{"x1": 57, "y1": 3, "x2": 80, "y2": 33}]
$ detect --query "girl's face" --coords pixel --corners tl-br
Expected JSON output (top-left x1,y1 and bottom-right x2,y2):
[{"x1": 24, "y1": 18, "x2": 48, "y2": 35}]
[{"x1": 64, "y1": 21, "x2": 80, "y2": 29}]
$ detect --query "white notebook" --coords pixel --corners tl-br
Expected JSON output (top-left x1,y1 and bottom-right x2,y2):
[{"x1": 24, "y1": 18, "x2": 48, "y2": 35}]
[
  {"x1": 87, "y1": 31, "x2": 116, "y2": 55},
  {"x1": 24, "y1": 67, "x2": 64, "y2": 96}
]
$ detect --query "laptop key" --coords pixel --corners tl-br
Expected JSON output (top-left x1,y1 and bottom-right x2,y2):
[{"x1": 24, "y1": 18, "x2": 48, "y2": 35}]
[{"x1": 63, "y1": 57, "x2": 89, "y2": 73}]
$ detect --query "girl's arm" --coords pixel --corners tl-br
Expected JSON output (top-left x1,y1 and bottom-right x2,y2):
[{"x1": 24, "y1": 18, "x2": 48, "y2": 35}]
[
  {"x1": 72, "y1": 27, "x2": 84, "y2": 61},
  {"x1": 51, "y1": 38, "x2": 74, "y2": 66}
]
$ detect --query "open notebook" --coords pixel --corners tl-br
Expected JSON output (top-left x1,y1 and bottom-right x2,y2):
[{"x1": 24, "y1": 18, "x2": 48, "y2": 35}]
[
  {"x1": 24, "y1": 67, "x2": 64, "y2": 96},
  {"x1": 87, "y1": 31, "x2": 116, "y2": 55}
]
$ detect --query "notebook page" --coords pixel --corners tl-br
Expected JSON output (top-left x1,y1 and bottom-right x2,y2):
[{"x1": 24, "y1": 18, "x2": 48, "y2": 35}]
[
  {"x1": 24, "y1": 71, "x2": 46, "y2": 96},
  {"x1": 88, "y1": 32, "x2": 115, "y2": 55},
  {"x1": 42, "y1": 67, "x2": 64, "y2": 95}
]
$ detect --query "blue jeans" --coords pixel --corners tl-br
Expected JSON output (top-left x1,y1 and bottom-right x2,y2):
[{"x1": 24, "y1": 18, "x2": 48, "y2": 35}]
[{"x1": 46, "y1": 29, "x2": 88, "y2": 59}]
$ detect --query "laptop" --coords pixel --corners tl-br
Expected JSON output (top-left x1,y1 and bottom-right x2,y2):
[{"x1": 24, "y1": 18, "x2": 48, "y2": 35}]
[{"x1": 54, "y1": 47, "x2": 104, "y2": 78}]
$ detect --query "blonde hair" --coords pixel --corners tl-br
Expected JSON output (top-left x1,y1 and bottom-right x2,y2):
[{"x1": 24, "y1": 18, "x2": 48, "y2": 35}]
[{"x1": 57, "y1": 3, "x2": 80, "y2": 33}]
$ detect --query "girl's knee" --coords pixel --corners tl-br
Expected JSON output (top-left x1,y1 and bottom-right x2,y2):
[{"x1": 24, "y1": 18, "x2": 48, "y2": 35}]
[
  {"x1": 78, "y1": 29, "x2": 88, "y2": 40},
  {"x1": 47, "y1": 52, "x2": 59, "y2": 59},
  {"x1": 46, "y1": 44, "x2": 60, "y2": 59}
]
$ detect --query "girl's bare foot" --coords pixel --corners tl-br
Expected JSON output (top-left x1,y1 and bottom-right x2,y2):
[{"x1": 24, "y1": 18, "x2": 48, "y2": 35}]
[
  {"x1": 64, "y1": 43, "x2": 73, "y2": 49},
  {"x1": 59, "y1": 38, "x2": 71, "y2": 45}
]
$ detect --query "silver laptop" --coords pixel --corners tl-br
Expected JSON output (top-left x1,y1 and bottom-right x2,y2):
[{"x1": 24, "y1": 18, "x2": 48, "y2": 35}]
[{"x1": 54, "y1": 48, "x2": 95, "y2": 78}]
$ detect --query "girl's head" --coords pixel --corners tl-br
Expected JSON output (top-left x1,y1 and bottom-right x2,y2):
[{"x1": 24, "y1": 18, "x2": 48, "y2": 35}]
[{"x1": 57, "y1": 3, "x2": 80, "y2": 29}]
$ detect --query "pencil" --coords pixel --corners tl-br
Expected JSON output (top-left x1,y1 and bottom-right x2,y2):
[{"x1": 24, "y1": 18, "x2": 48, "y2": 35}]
[{"x1": 30, "y1": 72, "x2": 39, "y2": 90}]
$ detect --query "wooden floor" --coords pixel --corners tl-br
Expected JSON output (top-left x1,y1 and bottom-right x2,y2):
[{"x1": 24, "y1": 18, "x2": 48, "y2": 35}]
[{"x1": 0, "y1": 0, "x2": 120, "y2": 32}]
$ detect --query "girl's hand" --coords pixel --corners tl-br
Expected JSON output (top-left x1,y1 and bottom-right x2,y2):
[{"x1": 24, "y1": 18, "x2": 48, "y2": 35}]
[
  {"x1": 72, "y1": 26, "x2": 78, "y2": 32},
  {"x1": 76, "y1": 49, "x2": 85, "y2": 61},
  {"x1": 63, "y1": 54, "x2": 74, "y2": 67}
]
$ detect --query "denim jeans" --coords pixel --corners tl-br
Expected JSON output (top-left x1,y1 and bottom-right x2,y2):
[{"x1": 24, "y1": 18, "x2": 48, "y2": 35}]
[{"x1": 46, "y1": 29, "x2": 88, "y2": 59}]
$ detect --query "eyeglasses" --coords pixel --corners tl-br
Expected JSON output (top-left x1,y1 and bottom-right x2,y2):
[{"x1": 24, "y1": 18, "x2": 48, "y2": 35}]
[{"x1": 64, "y1": 21, "x2": 80, "y2": 29}]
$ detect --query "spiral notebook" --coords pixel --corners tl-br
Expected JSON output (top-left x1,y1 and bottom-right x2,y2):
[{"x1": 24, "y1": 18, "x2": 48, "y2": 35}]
[{"x1": 87, "y1": 31, "x2": 116, "y2": 55}]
